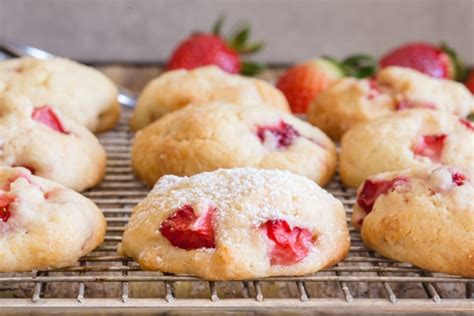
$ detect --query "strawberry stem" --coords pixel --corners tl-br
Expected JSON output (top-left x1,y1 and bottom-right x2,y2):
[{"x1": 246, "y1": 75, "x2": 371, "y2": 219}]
[
  {"x1": 240, "y1": 61, "x2": 265, "y2": 76},
  {"x1": 210, "y1": 16, "x2": 265, "y2": 76},
  {"x1": 341, "y1": 54, "x2": 378, "y2": 78},
  {"x1": 212, "y1": 15, "x2": 225, "y2": 36},
  {"x1": 440, "y1": 41, "x2": 467, "y2": 82},
  {"x1": 323, "y1": 54, "x2": 378, "y2": 78},
  {"x1": 231, "y1": 25, "x2": 251, "y2": 51}
]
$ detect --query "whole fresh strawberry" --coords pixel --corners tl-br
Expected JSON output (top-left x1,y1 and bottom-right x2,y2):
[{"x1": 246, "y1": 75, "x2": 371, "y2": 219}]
[
  {"x1": 380, "y1": 42, "x2": 466, "y2": 81},
  {"x1": 167, "y1": 17, "x2": 264, "y2": 75},
  {"x1": 277, "y1": 55, "x2": 377, "y2": 113}
]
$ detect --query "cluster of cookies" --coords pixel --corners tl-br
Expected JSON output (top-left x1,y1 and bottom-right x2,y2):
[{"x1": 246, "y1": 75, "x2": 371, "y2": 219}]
[
  {"x1": 0, "y1": 57, "x2": 121, "y2": 271},
  {"x1": 1, "y1": 57, "x2": 472, "y2": 280},
  {"x1": 308, "y1": 66, "x2": 473, "y2": 277},
  {"x1": 122, "y1": 65, "x2": 473, "y2": 279},
  {"x1": 123, "y1": 66, "x2": 350, "y2": 279}
]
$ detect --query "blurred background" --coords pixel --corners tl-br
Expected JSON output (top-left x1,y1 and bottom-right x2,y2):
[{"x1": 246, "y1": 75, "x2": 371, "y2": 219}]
[{"x1": 1, "y1": 0, "x2": 472, "y2": 64}]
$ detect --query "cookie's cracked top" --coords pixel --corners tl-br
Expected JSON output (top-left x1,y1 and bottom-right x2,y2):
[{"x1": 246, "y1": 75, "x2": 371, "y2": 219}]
[
  {"x1": 340, "y1": 108, "x2": 474, "y2": 188},
  {"x1": 130, "y1": 66, "x2": 290, "y2": 131},
  {"x1": 131, "y1": 101, "x2": 336, "y2": 186}
]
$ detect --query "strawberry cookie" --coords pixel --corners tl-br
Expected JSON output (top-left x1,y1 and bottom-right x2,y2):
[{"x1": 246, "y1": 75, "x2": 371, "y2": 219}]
[
  {"x1": 352, "y1": 166, "x2": 474, "y2": 277},
  {"x1": 0, "y1": 94, "x2": 106, "y2": 192},
  {"x1": 340, "y1": 109, "x2": 474, "y2": 188},
  {"x1": 132, "y1": 102, "x2": 336, "y2": 186},
  {"x1": 308, "y1": 66, "x2": 474, "y2": 140},
  {"x1": 0, "y1": 167, "x2": 106, "y2": 272},
  {"x1": 130, "y1": 66, "x2": 290, "y2": 131},
  {"x1": 119, "y1": 168, "x2": 349, "y2": 280},
  {"x1": 0, "y1": 57, "x2": 120, "y2": 132}
]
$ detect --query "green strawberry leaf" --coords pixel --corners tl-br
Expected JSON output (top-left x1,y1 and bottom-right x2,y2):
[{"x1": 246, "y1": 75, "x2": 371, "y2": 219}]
[
  {"x1": 212, "y1": 15, "x2": 226, "y2": 36},
  {"x1": 341, "y1": 54, "x2": 378, "y2": 78},
  {"x1": 240, "y1": 42, "x2": 265, "y2": 55},
  {"x1": 231, "y1": 25, "x2": 251, "y2": 51},
  {"x1": 468, "y1": 113, "x2": 474, "y2": 122},
  {"x1": 240, "y1": 61, "x2": 265, "y2": 76},
  {"x1": 440, "y1": 41, "x2": 468, "y2": 82},
  {"x1": 210, "y1": 16, "x2": 264, "y2": 57}
]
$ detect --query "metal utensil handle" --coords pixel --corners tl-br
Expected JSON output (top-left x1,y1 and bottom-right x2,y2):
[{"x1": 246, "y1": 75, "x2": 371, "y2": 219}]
[{"x1": 0, "y1": 41, "x2": 137, "y2": 107}]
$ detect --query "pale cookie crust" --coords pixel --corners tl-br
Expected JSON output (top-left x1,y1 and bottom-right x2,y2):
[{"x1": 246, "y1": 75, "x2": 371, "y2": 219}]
[
  {"x1": 130, "y1": 66, "x2": 290, "y2": 130},
  {"x1": 340, "y1": 109, "x2": 474, "y2": 188},
  {"x1": 0, "y1": 57, "x2": 120, "y2": 133},
  {"x1": 0, "y1": 93, "x2": 106, "y2": 192},
  {"x1": 119, "y1": 168, "x2": 350, "y2": 280},
  {"x1": 132, "y1": 102, "x2": 336, "y2": 186},
  {"x1": 352, "y1": 166, "x2": 474, "y2": 277},
  {"x1": 0, "y1": 167, "x2": 106, "y2": 272},
  {"x1": 308, "y1": 66, "x2": 474, "y2": 140}
]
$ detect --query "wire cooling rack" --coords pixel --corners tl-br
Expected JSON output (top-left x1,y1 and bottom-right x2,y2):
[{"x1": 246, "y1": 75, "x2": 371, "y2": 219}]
[{"x1": 1, "y1": 109, "x2": 472, "y2": 314}]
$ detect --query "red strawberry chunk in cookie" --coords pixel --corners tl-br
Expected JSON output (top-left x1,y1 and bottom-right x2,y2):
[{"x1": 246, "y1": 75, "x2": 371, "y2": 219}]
[
  {"x1": 160, "y1": 204, "x2": 215, "y2": 250},
  {"x1": 357, "y1": 177, "x2": 408, "y2": 214},
  {"x1": 367, "y1": 79, "x2": 381, "y2": 99},
  {"x1": 257, "y1": 121, "x2": 300, "y2": 148},
  {"x1": 459, "y1": 118, "x2": 474, "y2": 131},
  {"x1": 413, "y1": 134, "x2": 447, "y2": 162},
  {"x1": 32, "y1": 105, "x2": 69, "y2": 134},
  {"x1": 395, "y1": 100, "x2": 436, "y2": 111},
  {"x1": 451, "y1": 172, "x2": 468, "y2": 186},
  {"x1": 0, "y1": 194, "x2": 14, "y2": 222},
  {"x1": 262, "y1": 219, "x2": 314, "y2": 266}
]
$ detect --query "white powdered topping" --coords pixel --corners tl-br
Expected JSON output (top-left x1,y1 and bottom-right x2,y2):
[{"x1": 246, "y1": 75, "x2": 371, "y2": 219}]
[{"x1": 137, "y1": 168, "x2": 337, "y2": 234}]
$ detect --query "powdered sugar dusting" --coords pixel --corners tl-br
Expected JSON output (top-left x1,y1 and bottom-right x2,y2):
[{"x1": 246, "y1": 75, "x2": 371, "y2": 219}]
[{"x1": 136, "y1": 168, "x2": 339, "y2": 235}]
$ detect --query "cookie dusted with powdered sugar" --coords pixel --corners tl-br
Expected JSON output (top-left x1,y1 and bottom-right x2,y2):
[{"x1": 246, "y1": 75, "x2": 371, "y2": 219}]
[
  {"x1": 0, "y1": 167, "x2": 106, "y2": 272},
  {"x1": 130, "y1": 66, "x2": 290, "y2": 130},
  {"x1": 0, "y1": 57, "x2": 120, "y2": 132},
  {"x1": 340, "y1": 109, "x2": 474, "y2": 188},
  {"x1": 307, "y1": 66, "x2": 474, "y2": 140},
  {"x1": 132, "y1": 102, "x2": 336, "y2": 186},
  {"x1": 352, "y1": 166, "x2": 473, "y2": 277},
  {"x1": 119, "y1": 168, "x2": 349, "y2": 280},
  {"x1": 0, "y1": 94, "x2": 106, "y2": 192}
]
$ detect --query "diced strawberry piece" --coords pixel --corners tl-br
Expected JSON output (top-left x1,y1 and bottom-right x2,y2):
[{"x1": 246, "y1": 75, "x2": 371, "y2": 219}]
[
  {"x1": 395, "y1": 100, "x2": 436, "y2": 111},
  {"x1": 32, "y1": 105, "x2": 69, "y2": 134},
  {"x1": 367, "y1": 78, "x2": 381, "y2": 99},
  {"x1": 257, "y1": 121, "x2": 300, "y2": 148},
  {"x1": 413, "y1": 134, "x2": 447, "y2": 162},
  {"x1": 452, "y1": 172, "x2": 468, "y2": 186},
  {"x1": 357, "y1": 177, "x2": 408, "y2": 214},
  {"x1": 159, "y1": 204, "x2": 215, "y2": 250},
  {"x1": 459, "y1": 118, "x2": 474, "y2": 131},
  {"x1": 262, "y1": 219, "x2": 314, "y2": 266},
  {"x1": 0, "y1": 194, "x2": 15, "y2": 222}
]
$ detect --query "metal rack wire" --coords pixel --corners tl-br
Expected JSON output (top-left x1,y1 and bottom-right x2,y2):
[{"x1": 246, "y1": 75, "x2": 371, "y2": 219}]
[{"x1": 1, "y1": 109, "x2": 472, "y2": 313}]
